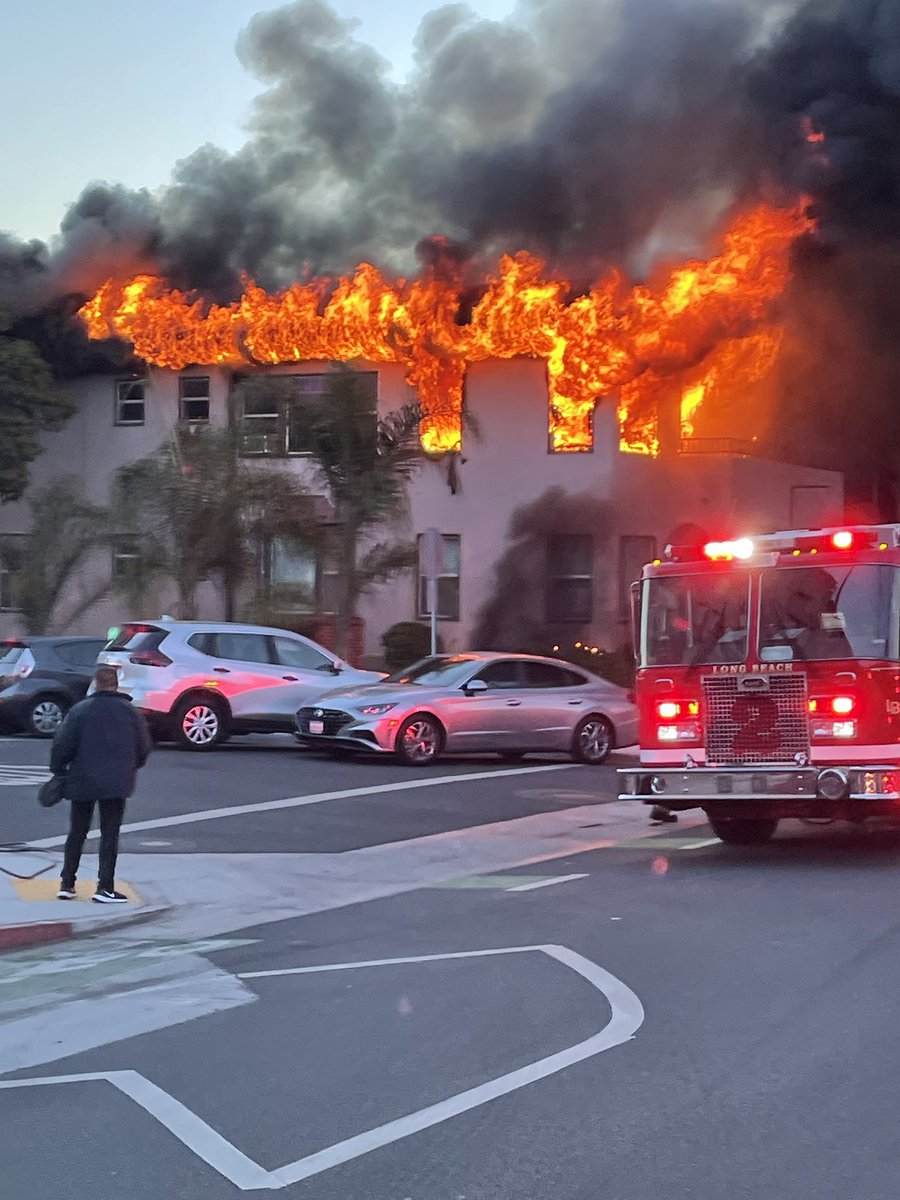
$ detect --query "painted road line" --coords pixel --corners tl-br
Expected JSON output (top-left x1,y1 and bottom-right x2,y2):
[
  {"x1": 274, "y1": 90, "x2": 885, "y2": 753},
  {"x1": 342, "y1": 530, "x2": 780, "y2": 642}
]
[
  {"x1": 1, "y1": 946, "x2": 642, "y2": 1191},
  {"x1": 506, "y1": 873, "x2": 589, "y2": 892},
  {"x1": 429, "y1": 873, "x2": 564, "y2": 890},
  {"x1": 679, "y1": 837, "x2": 721, "y2": 850},
  {"x1": 28, "y1": 763, "x2": 579, "y2": 849},
  {"x1": 0, "y1": 764, "x2": 52, "y2": 786}
]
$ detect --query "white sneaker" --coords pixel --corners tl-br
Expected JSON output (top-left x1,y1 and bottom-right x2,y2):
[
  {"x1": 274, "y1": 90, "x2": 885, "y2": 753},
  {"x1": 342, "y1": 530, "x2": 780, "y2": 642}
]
[
  {"x1": 92, "y1": 889, "x2": 128, "y2": 904},
  {"x1": 57, "y1": 887, "x2": 76, "y2": 900}
]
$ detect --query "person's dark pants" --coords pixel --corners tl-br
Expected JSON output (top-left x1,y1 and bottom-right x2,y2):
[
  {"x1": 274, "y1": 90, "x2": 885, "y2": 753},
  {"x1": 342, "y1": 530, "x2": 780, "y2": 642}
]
[{"x1": 61, "y1": 798, "x2": 126, "y2": 893}]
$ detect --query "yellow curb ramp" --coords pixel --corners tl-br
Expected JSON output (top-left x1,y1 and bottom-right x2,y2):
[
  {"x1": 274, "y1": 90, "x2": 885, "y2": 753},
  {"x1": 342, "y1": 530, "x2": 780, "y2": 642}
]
[{"x1": 12, "y1": 879, "x2": 143, "y2": 904}]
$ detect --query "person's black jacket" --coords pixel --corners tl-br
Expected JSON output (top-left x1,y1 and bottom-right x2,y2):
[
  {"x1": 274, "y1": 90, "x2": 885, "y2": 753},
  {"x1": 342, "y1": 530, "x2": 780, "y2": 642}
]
[{"x1": 50, "y1": 691, "x2": 152, "y2": 802}]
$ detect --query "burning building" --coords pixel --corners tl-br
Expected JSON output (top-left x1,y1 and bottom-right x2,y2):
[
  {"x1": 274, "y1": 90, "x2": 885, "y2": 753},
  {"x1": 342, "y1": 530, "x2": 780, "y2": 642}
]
[{"x1": 7, "y1": 0, "x2": 896, "y2": 657}]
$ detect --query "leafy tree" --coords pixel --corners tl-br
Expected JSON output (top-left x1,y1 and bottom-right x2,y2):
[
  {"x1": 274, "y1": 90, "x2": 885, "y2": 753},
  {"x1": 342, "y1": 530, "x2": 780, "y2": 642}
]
[
  {"x1": 0, "y1": 309, "x2": 73, "y2": 503},
  {"x1": 113, "y1": 425, "x2": 314, "y2": 620},
  {"x1": 300, "y1": 368, "x2": 425, "y2": 659},
  {"x1": 1, "y1": 477, "x2": 109, "y2": 634}
]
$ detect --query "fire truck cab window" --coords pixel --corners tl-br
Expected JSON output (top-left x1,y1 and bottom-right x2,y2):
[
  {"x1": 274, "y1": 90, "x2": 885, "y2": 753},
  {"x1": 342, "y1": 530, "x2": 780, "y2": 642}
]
[
  {"x1": 759, "y1": 565, "x2": 893, "y2": 661},
  {"x1": 642, "y1": 574, "x2": 749, "y2": 667}
]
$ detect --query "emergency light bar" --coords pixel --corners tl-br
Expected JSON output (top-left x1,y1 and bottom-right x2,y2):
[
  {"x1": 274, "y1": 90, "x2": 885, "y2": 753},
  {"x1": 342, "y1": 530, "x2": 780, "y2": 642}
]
[{"x1": 664, "y1": 523, "x2": 900, "y2": 563}]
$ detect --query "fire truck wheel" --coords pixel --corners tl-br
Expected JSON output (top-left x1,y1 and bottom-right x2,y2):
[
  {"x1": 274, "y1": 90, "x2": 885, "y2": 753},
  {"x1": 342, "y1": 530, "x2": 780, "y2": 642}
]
[
  {"x1": 572, "y1": 715, "x2": 613, "y2": 765},
  {"x1": 706, "y1": 815, "x2": 779, "y2": 845}
]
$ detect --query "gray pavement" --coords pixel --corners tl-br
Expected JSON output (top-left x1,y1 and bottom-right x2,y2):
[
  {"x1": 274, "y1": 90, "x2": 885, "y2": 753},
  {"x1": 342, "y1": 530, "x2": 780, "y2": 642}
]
[{"x1": 3, "y1": 733, "x2": 900, "y2": 1198}]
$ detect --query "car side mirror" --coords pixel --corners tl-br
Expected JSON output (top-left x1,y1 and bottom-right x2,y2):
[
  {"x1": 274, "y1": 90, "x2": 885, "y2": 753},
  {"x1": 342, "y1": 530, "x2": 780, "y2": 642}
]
[{"x1": 464, "y1": 678, "x2": 488, "y2": 694}]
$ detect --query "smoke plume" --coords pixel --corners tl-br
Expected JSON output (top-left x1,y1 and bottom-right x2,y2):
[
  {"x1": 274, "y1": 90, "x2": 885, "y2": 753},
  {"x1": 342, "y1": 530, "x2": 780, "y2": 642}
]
[{"x1": 2, "y1": 0, "x2": 802, "y2": 313}]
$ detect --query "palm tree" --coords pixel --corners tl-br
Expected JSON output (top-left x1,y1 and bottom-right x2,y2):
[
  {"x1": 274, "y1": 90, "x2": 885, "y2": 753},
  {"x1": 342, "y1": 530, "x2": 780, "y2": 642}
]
[
  {"x1": 112, "y1": 426, "x2": 315, "y2": 620},
  {"x1": 2, "y1": 477, "x2": 109, "y2": 634},
  {"x1": 302, "y1": 368, "x2": 425, "y2": 659}
]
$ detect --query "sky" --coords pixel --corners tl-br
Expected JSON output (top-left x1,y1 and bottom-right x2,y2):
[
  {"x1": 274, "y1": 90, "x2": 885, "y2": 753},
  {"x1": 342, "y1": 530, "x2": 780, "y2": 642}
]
[{"x1": 0, "y1": 0, "x2": 513, "y2": 244}]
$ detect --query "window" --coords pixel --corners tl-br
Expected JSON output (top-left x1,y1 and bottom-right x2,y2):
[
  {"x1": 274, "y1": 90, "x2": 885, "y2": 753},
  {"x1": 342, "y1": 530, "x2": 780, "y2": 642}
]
[
  {"x1": 417, "y1": 534, "x2": 460, "y2": 621},
  {"x1": 214, "y1": 632, "x2": 273, "y2": 664},
  {"x1": 115, "y1": 380, "x2": 146, "y2": 426},
  {"x1": 547, "y1": 535, "x2": 593, "y2": 622},
  {"x1": 179, "y1": 376, "x2": 210, "y2": 423},
  {"x1": 112, "y1": 538, "x2": 141, "y2": 582},
  {"x1": 0, "y1": 535, "x2": 23, "y2": 612},
  {"x1": 619, "y1": 536, "x2": 657, "y2": 618},
  {"x1": 238, "y1": 373, "x2": 377, "y2": 456},
  {"x1": 271, "y1": 636, "x2": 333, "y2": 672},
  {"x1": 642, "y1": 573, "x2": 750, "y2": 667},
  {"x1": 55, "y1": 640, "x2": 106, "y2": 669},
  {"x1": 759, "y1": 565, "x2": 894, "y2": 661},
  {"x1": 472, "y1": 659, "x2": 523, "y2": 689},
  {"x1": 187, "y1": 632, "x2": 217, "y2": 656},
  {"x1": 522, "y1": 661, "x2": 585, "y2": 688}
]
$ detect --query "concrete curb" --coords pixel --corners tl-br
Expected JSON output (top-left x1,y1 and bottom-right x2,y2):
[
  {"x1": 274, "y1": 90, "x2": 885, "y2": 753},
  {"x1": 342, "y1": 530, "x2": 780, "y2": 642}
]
[{"x1": 0, "y1": 904, "x2": 171, "y2": 955}]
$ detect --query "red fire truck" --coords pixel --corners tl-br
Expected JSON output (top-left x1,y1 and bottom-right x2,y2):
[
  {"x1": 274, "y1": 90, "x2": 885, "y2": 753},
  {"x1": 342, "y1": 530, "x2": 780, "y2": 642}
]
[{"x1": 617, "y1": 524, "x2": 900, "y2": 843}]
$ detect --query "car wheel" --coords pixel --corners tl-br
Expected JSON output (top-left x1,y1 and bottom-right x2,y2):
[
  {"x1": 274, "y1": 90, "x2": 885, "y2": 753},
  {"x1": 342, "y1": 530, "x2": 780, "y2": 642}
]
[
  {"x1": 706, "y1": 815, "x2": 779, "y2": 845},
  {"x1": 173, "y1": 696, "x2": 228, "y2": 751},
  {"x1": 572, "y1": 715, "x2": 613, "y2": 765},
  {"x1": 396, "y1": 713, "x2": 443, "y2": 766},
  {"x1": 27, "y1": 696, "x2": 68, "y2": 738}
]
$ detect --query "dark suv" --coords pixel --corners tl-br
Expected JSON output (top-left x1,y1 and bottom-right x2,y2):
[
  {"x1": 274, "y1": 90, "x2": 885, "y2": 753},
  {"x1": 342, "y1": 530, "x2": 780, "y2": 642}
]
[{"x1": 0, "y1": 637, "x2": 107, "y2": 737}]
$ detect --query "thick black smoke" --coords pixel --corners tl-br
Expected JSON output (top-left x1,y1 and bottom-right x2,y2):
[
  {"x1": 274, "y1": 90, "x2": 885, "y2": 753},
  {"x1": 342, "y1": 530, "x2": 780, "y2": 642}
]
[{"x1": 1, "y1": 0, "x2": 798, "y2": 313}]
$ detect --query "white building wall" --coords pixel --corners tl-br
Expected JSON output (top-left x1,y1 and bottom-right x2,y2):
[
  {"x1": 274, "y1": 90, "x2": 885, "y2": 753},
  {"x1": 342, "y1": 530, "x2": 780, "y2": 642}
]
[{"x1": 0, "y1": 360, "x2": 844, "y2": 667}]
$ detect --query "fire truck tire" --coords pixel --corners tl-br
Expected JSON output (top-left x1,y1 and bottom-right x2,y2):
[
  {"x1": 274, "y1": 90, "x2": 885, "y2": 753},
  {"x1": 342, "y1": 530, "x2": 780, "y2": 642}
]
[
  {"x1": 706, "y1": 814, "x2": 779, "y2": 845},
  {"x1": 572, "y1": 715, "x2": 613, "y2": 765}
]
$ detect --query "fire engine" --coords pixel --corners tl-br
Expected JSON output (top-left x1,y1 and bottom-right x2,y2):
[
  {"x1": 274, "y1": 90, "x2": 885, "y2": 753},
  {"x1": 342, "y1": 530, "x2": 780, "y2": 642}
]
[{"x1": 617, "y1": 524, "x2": 900, "y2": 843}]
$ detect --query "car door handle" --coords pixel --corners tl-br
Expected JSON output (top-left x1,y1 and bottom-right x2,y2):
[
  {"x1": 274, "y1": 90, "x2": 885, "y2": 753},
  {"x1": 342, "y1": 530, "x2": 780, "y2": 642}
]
[
  {"x1": 282, "y1": 675, "x2": 299, "y2": 682},
  {"x1": 506, "y1": 699, "x2": 522, "y2": 706},
  {"x1": 568, "y1": 699, "x2": 583, "y2": 705},
  {"x1": 213, "y1": 667, "x2": 231, "y2": 673}
]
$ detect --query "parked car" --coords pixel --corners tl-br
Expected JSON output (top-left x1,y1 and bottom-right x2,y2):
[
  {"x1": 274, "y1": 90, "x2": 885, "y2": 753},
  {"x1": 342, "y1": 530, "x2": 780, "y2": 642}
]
[
  {"x1": 296, "y1": 652, "x2": 638, "y2": 766},
  {"x1": 0, "y1": 637, "x2": 108, "y2": 737},
  {"x1": 97, "y1": 620, "x2": 384, "y2": 750}
]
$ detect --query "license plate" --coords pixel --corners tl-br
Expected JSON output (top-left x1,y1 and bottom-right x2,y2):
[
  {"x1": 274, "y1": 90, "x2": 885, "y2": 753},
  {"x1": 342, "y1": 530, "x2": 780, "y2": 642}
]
[{"x1": 309, "y1": 719, "x2": 324, "y2": 735}]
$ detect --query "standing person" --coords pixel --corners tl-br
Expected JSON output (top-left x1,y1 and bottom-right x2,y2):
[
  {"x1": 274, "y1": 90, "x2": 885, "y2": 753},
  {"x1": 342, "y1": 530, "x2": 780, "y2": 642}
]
[{"x1": 51, "y1": 665, "x2": 152, "y2": 903}]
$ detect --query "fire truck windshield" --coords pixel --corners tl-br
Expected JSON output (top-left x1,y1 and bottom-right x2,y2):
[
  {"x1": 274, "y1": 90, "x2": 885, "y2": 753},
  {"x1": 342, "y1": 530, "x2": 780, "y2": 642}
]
[
  {"x1": 642, "y1": 573, "x2": 750, "y2": 667},
  {"x1": 759, "y1": 564, "x2": 896, "y2": 661}
]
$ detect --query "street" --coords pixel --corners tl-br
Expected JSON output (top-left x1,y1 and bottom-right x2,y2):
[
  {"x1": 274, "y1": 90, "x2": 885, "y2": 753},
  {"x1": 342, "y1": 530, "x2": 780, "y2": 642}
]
[{"x1": 3, "y1": 735, "x2": 900, "y2": 1198}]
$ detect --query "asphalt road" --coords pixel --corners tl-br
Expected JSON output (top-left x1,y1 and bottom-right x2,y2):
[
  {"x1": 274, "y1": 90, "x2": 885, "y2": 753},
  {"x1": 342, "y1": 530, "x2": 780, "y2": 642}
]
[{"x1": 3, "y1": 732, "x2": 900, "y2": 1198}]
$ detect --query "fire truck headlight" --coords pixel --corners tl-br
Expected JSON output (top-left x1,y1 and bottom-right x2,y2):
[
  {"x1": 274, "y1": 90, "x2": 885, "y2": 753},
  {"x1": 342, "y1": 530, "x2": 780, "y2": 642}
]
[
  {"x1": 657, "y1": 722, "x2": 701, "y2": 743},
  {"x1": 812, "y1": 719, "x2": 857, "y2": 739},
  {"x1": 817, "y1": 768, "x2": 850, "y2": 802}
]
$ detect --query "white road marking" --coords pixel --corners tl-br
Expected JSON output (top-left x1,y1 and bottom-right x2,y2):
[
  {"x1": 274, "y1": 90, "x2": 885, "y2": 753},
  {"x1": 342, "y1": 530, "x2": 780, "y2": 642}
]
[
  {"x1": 0, "y1": 764, "x2": 52, "y2": 786},
  {"x1": 506, "y1": 873, "x2": 589, "y2": 892},
  {"x1": 0, "y1": 944, "x2": 644, "y2": 1192},
  {"x1": 680, "y1": 837, "x2": 721, "y2": 850},
  {"x1": 27, "y1": 763, "x2": 579, "y2": 848}
]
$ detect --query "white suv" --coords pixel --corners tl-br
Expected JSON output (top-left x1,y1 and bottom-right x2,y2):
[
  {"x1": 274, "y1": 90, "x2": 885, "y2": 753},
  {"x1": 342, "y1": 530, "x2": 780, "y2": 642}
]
[{"x1": 98, "y1": 620, "x2": 384, "y2": 750}]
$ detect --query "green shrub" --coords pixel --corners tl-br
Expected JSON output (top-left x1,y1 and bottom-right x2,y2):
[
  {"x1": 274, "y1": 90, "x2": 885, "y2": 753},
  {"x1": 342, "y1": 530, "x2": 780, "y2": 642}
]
[{"x1": 381, "y1": 621, "x2": 442, "y2": 671}]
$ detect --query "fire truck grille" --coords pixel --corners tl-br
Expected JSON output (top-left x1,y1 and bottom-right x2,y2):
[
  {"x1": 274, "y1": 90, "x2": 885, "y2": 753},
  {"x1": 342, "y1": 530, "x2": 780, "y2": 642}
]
[{"x1": 702, "y1": 674, "x2": 809, "y2": 766}]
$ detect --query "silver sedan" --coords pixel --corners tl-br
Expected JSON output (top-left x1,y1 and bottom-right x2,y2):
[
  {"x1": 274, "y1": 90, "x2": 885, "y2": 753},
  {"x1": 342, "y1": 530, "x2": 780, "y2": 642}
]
[{"x1": 296, "y1": 652, "x2": 638, "y2": 766}]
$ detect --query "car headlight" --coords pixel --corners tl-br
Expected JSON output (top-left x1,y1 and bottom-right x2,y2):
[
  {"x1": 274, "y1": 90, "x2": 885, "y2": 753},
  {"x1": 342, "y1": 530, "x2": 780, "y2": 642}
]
[{"x1": 358, "y1": 703, "x2": 398, "y2": 716}]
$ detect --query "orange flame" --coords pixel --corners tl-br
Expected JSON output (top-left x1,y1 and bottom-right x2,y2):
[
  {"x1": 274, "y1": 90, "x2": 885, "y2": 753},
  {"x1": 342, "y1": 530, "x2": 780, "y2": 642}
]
[{"x1": 80, "y1": 203, "x2": 811, "y2": 455}]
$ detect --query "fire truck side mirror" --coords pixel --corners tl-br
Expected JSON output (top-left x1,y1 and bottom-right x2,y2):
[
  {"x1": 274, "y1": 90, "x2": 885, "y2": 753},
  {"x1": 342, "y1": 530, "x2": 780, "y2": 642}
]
[{"x1": 629, "y1": 581, "x2": 642, "y2": 665}]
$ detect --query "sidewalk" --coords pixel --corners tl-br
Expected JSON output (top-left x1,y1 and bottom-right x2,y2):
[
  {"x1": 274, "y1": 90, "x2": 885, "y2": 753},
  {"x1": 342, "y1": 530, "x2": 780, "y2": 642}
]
[{"x1": 0, "y1": 847, "x2": 167, "y2": 951}]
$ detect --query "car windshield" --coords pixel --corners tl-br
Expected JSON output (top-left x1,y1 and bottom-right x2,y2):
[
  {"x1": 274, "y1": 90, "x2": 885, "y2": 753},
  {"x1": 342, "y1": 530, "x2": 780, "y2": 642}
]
[
  {"x1": 383, "y1": 655, "x2": 480, "y2": 686},
  {"x1": 759, "y1": 564, "x2": 895, "y2": 661},
  {"x1": 0, "y1": 644, "x2": 24, "y2": 665},
  {"x1": 642, "y1": 572, "x2": 750, "y2": 666}
]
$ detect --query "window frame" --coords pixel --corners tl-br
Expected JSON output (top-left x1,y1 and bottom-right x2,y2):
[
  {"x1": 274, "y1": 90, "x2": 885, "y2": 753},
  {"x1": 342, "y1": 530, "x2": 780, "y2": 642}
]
[
  {"x1": 238, "y1": 372, "x2": 377, "y2": 458},
  {"x1": 178, "y1": 375, "x2": 211, "y2": 424},
  {"x1": 619, "y1": 535, "x2": 657, "y2": 619},
  {"x1": 114, "y1": 379, "x2": 146, "y2": 427},
  {"x1": 546, "y1": 534, "x2": 594, "y2": 623},
  {"x1": 0, "y1": 534, "x2": 24, "y2": 612},
  {"x1": 417, "y1": 533, "x2": 461, "y2": 622},
  {"x1": 111, "y1": 537, "x2": 142, "y2": 583}
]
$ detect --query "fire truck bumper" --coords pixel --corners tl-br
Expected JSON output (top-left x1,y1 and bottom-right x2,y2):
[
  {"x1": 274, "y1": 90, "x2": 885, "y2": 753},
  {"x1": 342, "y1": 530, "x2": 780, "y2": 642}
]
[{"x1": 617, "y1": 764, "x2": 900, "y2": 815}]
